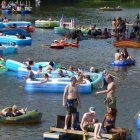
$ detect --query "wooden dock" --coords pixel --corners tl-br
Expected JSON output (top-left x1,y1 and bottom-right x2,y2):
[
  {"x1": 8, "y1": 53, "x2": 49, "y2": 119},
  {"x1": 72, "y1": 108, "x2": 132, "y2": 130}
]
[
  {"x1": 44, "y1": 126, "x2": 120, "y2": 140},
  {"x1": 43, "y1": 115, "x2": 132, "y2": 140}
]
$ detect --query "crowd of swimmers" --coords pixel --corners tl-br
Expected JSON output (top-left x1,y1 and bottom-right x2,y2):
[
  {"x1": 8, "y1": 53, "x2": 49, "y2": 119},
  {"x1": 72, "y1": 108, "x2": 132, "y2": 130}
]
[
  {"x1": 71, "y1": 25, "x2": 111, "y2": 40},
  {"x1": 23, "y1": 59, "x2": 101, "y2": 85},
  {"x1": 1, "y1": 0, "x2": 31, "y2": 13},
  {"x1": 112, "y1": 14, "x2": 140, "y2": 40}
]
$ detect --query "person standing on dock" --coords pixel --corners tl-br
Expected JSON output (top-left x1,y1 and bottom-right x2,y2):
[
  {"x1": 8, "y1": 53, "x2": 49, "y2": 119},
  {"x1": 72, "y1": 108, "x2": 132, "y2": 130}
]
[
  {"x1": 96, "y1": 75, "x2": 116, "y2": 112},
  {"x1": 62, "y1": 76, "x2": 81, "y2": 130}
]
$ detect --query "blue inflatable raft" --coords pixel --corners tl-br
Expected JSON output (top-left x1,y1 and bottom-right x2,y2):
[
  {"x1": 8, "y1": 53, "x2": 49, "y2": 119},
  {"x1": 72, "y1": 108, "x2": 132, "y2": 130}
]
[
  {"x1": 6, "y1": 59, "x2": 26, "y2": 72},
  {"x1": 3, "y1": 21, "x2": 32, "y2": 28},
  {"x1": 0, "y1": 45, "x2": 18, "y2": 55},
  {"x1": 0, "y1": 35, "x2": 32, "y2": 46},
  {"x1": 1, "y1": 28, "x2": 31, "y2": 37},
  {"x1": 111, "y1": 59, "x2": 135, "y2": 66},
  {"x1": 25, "y1": 78, "x2": 92, "y2": 94}
]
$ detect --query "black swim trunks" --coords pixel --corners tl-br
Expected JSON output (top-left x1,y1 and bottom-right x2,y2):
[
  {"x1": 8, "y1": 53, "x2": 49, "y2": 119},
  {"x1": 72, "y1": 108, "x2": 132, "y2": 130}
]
[{"x1": 66, "y1": 99, "x2": 78, "y2": 115}]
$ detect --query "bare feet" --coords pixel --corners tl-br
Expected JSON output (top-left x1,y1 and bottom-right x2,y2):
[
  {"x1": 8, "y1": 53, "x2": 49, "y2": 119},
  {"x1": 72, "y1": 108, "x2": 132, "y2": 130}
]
[
  {"x1": 94, "y1": 136, "x2": 102, "y2": 139},
  {"x1": 71, "y1": 127, "x2": 74, "y2": 130},
  {"x1": 97, "y1": 135, "x2": 102, "y2": 139},
  {"x1": 64, "y1": 126, "x2": 67, "y2": 130}
]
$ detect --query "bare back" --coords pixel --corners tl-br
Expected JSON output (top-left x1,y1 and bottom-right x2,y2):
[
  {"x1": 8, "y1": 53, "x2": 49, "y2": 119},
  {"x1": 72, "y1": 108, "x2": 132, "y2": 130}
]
[{"x1": 115, "y1": 52, "x2": 121, "y2": 61}]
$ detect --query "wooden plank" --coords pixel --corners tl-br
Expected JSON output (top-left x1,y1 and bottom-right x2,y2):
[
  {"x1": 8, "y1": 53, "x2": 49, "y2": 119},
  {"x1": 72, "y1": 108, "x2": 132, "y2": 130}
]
[
  {"x1": 50, "y1": 127, "x2": 118, "y2": 139},
  {"x1": 43, "y1": 131, "x2": 67, "y2": 139}
]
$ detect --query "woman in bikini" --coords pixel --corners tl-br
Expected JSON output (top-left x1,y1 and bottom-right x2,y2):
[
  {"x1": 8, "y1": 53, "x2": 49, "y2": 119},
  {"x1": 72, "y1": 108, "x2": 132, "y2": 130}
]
[{"x1": 102, "y1": 108, "x2": 126, "y2": 139}]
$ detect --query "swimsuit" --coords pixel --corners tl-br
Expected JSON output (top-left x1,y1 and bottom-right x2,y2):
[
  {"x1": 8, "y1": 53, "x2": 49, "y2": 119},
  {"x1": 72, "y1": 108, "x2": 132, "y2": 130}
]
[
  {"x1": 104, "y1": 96, "x2": 116, "y2": 109},
  {"x1": 66, "y1": 99, "x2": 78, "y2": 115},
  {"x1": 105, "y1": 116, "x2": 115, "y2": 133},
  {"x1": 84, "y1": 124, "x2": 94, "y2": 132}
]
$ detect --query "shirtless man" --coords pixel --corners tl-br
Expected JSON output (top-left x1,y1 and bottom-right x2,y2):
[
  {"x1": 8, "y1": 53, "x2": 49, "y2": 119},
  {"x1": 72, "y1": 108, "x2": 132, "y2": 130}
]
[
  {"x1": 44, "y1": 61, "x2": 54, "y2": 72},
  {"x1": 115, "y1": 49, "x2": 121, "y2": 61},
  {"x1": 63, "y1": 76, "x2": 81, "y2": 130},
  {"x1": 96, "y1": 75, "x2": 116, "y2": 111},
  {"x1": 80, "y1": 107, "x2": 102, "y2": 139}
]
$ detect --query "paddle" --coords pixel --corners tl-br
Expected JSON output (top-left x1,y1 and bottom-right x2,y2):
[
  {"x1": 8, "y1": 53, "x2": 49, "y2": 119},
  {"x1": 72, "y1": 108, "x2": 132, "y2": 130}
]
[
  {"x1": 40, "y1": 43, "x2": 51, "y2": 48},
  {"x1": 40, "y1": 43, "x2": 46, "y2": 48}
]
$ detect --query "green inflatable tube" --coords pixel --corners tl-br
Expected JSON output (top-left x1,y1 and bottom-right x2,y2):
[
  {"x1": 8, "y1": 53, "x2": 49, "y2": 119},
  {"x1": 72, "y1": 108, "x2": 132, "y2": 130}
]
[{"x1": 0, "y1": 110, "x2": 42, "y2": 124}]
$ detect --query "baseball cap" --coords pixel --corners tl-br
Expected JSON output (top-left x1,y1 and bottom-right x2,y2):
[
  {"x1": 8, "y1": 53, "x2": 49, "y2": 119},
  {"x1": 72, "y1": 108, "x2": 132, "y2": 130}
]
[{"x1": 89, "y1": 107, "x2": 95, "y2": 114}]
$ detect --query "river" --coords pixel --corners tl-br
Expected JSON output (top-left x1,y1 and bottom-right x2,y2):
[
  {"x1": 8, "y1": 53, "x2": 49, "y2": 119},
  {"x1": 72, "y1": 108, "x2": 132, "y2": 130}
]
[{"x1": 0, "y1": 2, "x2": 140, "y2": 140}]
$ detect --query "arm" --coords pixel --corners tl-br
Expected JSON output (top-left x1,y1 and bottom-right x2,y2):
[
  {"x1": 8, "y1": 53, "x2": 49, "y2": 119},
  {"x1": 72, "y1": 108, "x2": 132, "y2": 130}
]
[
  {"x1": 62, "y1": 86, "x2": 68, "y2": 107},
  {"x1": 39, "y1": 78, "x2": 48, "y2": 84},
  {"x1": 2, "y1": 107, "x2": 11, "y2": 112},
  {"x1": 113, "y1": 116, "x2": 116, "y2": 127},
  {"x1": 96, "y1": 83, "x2": 114, "y2": 95},
  {"x1": 96, "y1": 89, "x2": 108, "y2": 94},
  {"x1": 77, "y1": 80, "x2": 86, "y2": 84},
  {"x1": 80, "y1": 114, "x2": 87, "y2": 133},
  {"x1": 27, "y1": 71, "x2": 32, "y2": 79},
  {"x1": 102, "y1": 115, "x2": 107, "y2": 130},
  {"x1": 76, "y1": 88, "x2": 81, "y2": 108}
]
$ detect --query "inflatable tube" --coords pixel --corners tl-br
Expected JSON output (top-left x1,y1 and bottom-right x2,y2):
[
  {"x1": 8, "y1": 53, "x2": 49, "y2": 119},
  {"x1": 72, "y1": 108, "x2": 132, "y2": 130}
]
[
  {"x1": 0, "y1": 35, "x2": 32, "y2": 46},
  {"x1": 2, "y1": 28, "x2": 31, "y2": 37},
  {"x1": 90, "y1": 73, "x2": 104, "y2": 90},
  {"x1": 22, "y1": 26, "x2": 34, "y2": 32},
  {"x1": 17, "y1": 62, "x2": 57, "y2": 78},
  {"x1": 0, "y1": 65, "x2": 7, "y2": 74},
  {"x1": 111, "y1": 59, "x2": 135, "y2": 66},
  {"x1": 40, "y1": 69, "x2": 74, "y2": 78},
  {"x1": 50, "y1": 43, "x2": 64, "y2": 49},
  {"x1": 2, "y1": 9, "x2": 11, "y2": 14},
  {"x1": 0, "y1": 110, "x2": 42, "y2": 124},
  {"x1": 99, "y1": 7, "x2": 122, "y2": 11},
  {"x1": 3, "y1": 21, "x2": 32, "y2": 27},
  {"x1": 54, "y1": 27, "x2": 75, "y2": 35},
  {"x1": 64, "y1": 43, "x2": 79, "y2": 48},
  {"x1": 25, "y1": 78, "x2": 92, "y2": 94},
  {"x1": 0, "y1": 45, "x2": 17, "y2": 55},
  {"x1": 113, "y1": 39, "x2": 140, "y2": 48},
  {"x1": 6, "y1": 59, "x2": 26, "y2": 72},
  {"x1": 0, "y1": 22, "x2": 6, "y2": 28},
  {"x1": 136, "y1": 114, "x2": 140, "y2": 128},
  {"x1": 17, "y1": 66, "x2": 39, "y2": 79},
  {"x1": 35, "y1": 62, "x2": 57, "y2": 69},
  {"x1": 35, "y1": 20, "x2": 59, "y2": 28}
]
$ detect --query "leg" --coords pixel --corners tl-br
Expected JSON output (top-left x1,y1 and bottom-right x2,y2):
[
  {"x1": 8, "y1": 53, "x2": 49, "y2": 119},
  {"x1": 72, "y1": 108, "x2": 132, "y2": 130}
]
[
  {"x1": 96, "y1": 123, "x2": 102, "y2": 138},
  {"x1": 71, "y1": 113, "x2": 76, "y2": 129},
  {"x1": 64, "y1": 114, "x2": 71, "y2": 130},
  {"x1": 94, "y1": 123, "x2": 99, "y2": 139},
  {"x1": 110, "y1": 127, "x2": 126, "y2": 139}
]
